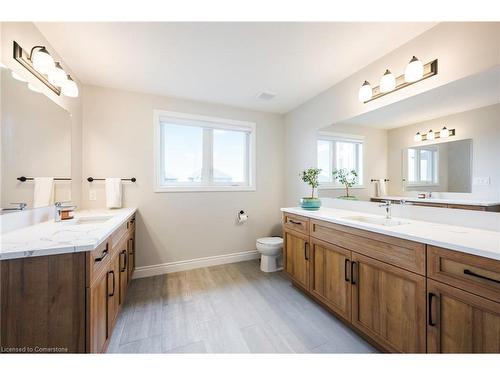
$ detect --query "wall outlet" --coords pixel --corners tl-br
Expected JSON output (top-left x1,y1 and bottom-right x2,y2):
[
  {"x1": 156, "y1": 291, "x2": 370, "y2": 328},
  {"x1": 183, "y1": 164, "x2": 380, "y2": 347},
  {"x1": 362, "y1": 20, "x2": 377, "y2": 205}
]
[
  {"x1": 89, "y1": 189, "x2": 97, "y2": 201},
  {"x1": 473, "y1": 177, "x2": 491, "y2": 186}
]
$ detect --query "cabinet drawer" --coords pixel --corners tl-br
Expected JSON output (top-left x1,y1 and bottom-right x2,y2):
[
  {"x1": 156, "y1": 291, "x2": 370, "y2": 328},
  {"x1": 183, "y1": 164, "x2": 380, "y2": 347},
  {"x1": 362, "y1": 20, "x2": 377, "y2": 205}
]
[
  {"x1": 110, "y1": 222, "x2": 128, "y2": 253},
  {"x1": 311, "y1": 219, "x2": 425, "y2": 275},
  {"x1": 87, "y1": 240, "x2": 110, "y2": 287},
  {"x1": 283, "y1": 213, "x2": 309, "y2": 235},
  {"x1": 428, "y1": 246, "x2": 500, "y2": 303}
]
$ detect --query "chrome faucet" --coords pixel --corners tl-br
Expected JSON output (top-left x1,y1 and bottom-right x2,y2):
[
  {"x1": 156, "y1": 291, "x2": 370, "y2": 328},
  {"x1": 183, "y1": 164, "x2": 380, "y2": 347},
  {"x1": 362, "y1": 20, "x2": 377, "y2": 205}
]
[
  {"x1": 2, "y1": 202, "x2": 28, "y2": 212},
  {"x1": 379, "y1": 200, "x2": 392, "y2": 220},
  {"x1": 55, "y1": 201, "x2": 77, "y2": 222}
]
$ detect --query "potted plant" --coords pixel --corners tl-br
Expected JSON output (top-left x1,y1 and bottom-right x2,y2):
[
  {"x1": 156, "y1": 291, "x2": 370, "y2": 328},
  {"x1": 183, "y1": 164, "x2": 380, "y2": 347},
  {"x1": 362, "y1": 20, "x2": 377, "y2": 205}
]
[
  {"x1": 332, "y1": 168, "x2": 358, "y2": 200},
  {"x1": 300, "y1": 168, "x2": 322, "y2": 210}
]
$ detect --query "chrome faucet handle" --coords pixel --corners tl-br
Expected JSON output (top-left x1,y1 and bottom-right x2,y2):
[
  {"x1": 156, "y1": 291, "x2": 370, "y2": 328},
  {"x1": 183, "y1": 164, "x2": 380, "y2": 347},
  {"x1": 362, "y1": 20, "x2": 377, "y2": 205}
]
[
  {"x1": 10, "y1": 202, "x2": 28, "y2": 210},
  {"x1": 378, "y1": 200, "x2": 391, "y2": 207}
]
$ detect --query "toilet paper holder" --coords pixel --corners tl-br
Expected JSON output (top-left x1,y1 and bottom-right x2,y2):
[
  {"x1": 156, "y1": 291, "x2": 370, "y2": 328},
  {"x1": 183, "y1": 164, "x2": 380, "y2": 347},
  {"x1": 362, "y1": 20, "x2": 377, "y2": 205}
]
[{"x1": 237, "y1": 210, "x2": 248, "y2": 223}]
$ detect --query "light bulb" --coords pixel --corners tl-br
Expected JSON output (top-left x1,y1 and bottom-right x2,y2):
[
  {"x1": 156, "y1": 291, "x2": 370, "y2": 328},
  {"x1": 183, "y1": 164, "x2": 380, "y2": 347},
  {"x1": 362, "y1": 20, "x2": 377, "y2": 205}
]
[
  {"x1": 427, "y1": 129, "x2": 435, "y2": 141},
  {"x1": 31, "y1": 47, "x2": 54, "y2": 75},
  {"x1": 404, "y1": 56, "x2": 424, "y2": 82},
  {"x1": 28, "y1": 83, "x2": 43, "y2": 93},
  {"x1": 11, "y1": 71, "x2": 28, "y2": 82},
  {"x1": 380, "y1": 69, "x2": 396, "y2": 93},
  {"x1": 414, "y1": 132, "x2": 422, "y2": 142},
  {"x1": 48, "y1": 62, "x2": 68, "y2": 87},
  {"x1": 62, "y1": 75, "x2": 79, "y2": 97},
  {"x1": 440, "y1": 126, "x2": 449, "y2": 138},
  {"x1": 358, "y1": 81, "x2": 372, "y2": 102}
]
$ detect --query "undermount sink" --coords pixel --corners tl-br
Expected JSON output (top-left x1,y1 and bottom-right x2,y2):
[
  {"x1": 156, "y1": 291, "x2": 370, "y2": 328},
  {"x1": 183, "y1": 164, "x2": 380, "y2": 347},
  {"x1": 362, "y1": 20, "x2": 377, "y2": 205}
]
[
  {"x1": 72, "y1": 215, "x2": 114, "y2": 225},
  {"x1": 343, "y1": 215, "x2": 410, "y2": 227}
]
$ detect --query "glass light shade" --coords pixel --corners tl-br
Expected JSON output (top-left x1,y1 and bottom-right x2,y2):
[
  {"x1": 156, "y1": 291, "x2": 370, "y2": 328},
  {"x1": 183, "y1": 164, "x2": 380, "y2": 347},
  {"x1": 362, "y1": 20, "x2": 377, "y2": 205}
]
[
  {"x1": 48, "y1": 62, "x2": 68, "y2": 87},
  {"x1": 32, "y1": 47, "x2": 54, "y2": 75},
  {"x1": 358, "y1": 81, "x2": 372, "y2": 102},
  {"x1": 440, "y1": 127, "x2": 449, "y2": 138},
  {"x1": 380, "y1": 69, "x2": 396, "y2": 93},
  {"x1": 28, "y1": 83, "x2": 43, "y2": 93},
  {"x1": 11, "y1": 71, "x2": 28, "y2": 82},
  {"x1": 62, "y1": 75, "x2": 79, "y2": 97},
  {"x1": 414, "y1": 132, "x2": 422, "y2": 142},
  {"x1": 427, "y1": 129, "x2": 435, "y2": 141},
  {"x1": 404, "y1": 56, "x2": 424, "y2": 83}
]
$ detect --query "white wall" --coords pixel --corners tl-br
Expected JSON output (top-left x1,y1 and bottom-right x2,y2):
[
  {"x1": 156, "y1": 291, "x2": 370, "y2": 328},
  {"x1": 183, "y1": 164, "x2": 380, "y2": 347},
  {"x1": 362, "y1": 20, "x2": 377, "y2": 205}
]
[
  {"x1": 285, "y1": 22, "x2": 500, "y2": 205},
  {"x1": 82, "y1": 85, "x2": 285, "y2": 267},
  {"x1": 317, "y1": 123, "x2": 388, "y2": 201},
  {"x1": 387, "y1": 104, "x2": 500, "y2": 201}
]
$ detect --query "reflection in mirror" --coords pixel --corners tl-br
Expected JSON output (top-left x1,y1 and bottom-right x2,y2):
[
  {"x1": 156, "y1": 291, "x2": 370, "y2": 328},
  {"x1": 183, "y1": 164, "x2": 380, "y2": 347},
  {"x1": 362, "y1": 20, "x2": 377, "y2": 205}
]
[
  {"x1": 404, "y1": 139, "x2": 472, "y2": 193},
  {"x1": 1, "y1": 64, "x2": 72, "y2": 212}
]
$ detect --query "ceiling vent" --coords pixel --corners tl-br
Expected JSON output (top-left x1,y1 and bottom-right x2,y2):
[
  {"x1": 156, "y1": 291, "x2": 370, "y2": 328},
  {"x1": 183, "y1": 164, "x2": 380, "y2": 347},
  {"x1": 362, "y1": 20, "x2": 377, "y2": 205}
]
[{"x1": 256, "y1": 91, "x2": 277, "y2": 100}]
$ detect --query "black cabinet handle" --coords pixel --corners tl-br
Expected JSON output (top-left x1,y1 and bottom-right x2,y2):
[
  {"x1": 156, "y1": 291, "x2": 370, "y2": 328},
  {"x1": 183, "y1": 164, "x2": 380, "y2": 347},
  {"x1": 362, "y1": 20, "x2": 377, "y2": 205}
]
[
  {"x1": 344, "y1": 259, "x2": 351, "y2": 282},
  {"x1": 289, "y1": 219, "x2": 302, "y2": 225},
  {"x1": 94, "y1": 249, "x2": 108, "y2": 263},
  {"x1": 128, "y1": 238, "x2": 134, "y2": 254},
  {"x1": 463, "y1": 269, "x2": 500, "y2": 284},
  {"x1": 304, "y1": 242, "x2": 309, "y2": 261},
  {"x1": 428, "y1": 292, "x2": 437, "y2": 326},
  {"x1": 120, "y1": 250, "x2": 127, "y2": 272},
  {"x1": 350, "y1": 261, "x2": 357, "y2": 285},
  {"x1": 108, "y1": 271, "x2": 115, "y2": 297}
]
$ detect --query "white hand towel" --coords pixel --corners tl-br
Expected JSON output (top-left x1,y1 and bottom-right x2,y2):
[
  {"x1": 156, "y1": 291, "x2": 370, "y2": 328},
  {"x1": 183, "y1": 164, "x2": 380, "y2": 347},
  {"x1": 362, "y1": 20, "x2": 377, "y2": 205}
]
[
  {"x1": 374, "y1": 180, "x2": 381, "y2": 197},
  {"x1": 105, "y1": 178, "x2": 122, "y2": 209},
  {"x1": 379, "y1": 180, "x2": 387, "y2": 197},
  {"x1": 33, "y1": 177, "x2": 54, "y2": 208}
]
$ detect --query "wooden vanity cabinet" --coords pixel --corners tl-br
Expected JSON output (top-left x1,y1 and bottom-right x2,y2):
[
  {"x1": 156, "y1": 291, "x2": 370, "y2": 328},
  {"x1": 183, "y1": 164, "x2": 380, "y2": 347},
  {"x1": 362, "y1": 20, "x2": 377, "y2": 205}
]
[
  {"x1": 284, "y1": 228, "x2": 310, "y2": 290},
  {"x1": 87, "y1": 266, "x2": 109, "y2": 353}
]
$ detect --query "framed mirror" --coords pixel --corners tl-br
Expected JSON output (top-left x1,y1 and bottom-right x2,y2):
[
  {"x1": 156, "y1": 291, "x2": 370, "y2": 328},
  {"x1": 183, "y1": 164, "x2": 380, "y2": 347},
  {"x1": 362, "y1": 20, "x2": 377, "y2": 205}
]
[{"x1": 1, "y1": 63, "x2": 72, "y2": 212}]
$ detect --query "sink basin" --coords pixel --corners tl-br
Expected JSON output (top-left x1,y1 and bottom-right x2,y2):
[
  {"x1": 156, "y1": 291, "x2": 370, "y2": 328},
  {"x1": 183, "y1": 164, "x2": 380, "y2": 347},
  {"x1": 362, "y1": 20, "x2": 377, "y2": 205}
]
[
  {"x1": 343, "y1": 215, "x2": 410, "y2": 227},
  {"x1": 73, "y1": 215, "x2": 114, "y2": 225}
]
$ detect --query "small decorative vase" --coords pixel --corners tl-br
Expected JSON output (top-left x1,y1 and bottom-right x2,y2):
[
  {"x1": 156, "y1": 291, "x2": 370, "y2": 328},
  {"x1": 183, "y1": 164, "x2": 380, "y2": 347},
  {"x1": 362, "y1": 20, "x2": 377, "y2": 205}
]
[{"x1": 300, "y1": 197, "x2": 321, "y2": 210}]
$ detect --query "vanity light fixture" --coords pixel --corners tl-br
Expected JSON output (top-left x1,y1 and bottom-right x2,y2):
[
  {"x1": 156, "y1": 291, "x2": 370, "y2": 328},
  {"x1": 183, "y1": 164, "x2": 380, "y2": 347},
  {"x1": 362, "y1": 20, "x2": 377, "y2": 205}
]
[
  {"x1": 12, "y1": 41, "x2": 78, "y2": 97},
  {"x1": 358, "y1": 58, "x2": 438, "y2": 103},
  {"x1": 414, "y1": 127, "x2": 456, "y2": 142}
]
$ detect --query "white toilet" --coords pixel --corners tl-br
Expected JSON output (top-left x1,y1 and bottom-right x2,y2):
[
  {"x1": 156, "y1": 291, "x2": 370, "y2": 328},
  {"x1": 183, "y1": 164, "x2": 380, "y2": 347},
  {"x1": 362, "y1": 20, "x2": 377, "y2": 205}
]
[{"x1": 256, "y1": 237, "x2": 283, "y2": 272}]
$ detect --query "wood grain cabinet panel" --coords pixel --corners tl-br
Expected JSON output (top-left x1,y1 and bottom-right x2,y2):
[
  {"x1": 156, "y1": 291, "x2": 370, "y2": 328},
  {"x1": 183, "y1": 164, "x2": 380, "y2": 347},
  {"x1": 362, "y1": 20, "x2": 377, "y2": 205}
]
[
  {"x1": 427, "y1": 279, "x2": 500, "y2": 353},
  {"x1": 284, "y1": 228, "x2": 310, "y2": 290},
  {"x1": 107, "y1": 252, "x2": 120, "y2": 334},
  {"x1": 127, "y1": 232, "x2": 135, "y2": 281},
  {"x1": 283, "y1": 213, "x2": 310, "y2": 235},
  {"x1": 87, "y1": 269, "x2": 108, "y2": 353},
  {"x1": 119, "y1": 243, "x2": 129, "y2": 305},
  {"x1": 309, "y1": 238, "x2": 351, "y2": 321},
  {"x1": 351, "y1": 252, "x2": 426, "y2": 353}
]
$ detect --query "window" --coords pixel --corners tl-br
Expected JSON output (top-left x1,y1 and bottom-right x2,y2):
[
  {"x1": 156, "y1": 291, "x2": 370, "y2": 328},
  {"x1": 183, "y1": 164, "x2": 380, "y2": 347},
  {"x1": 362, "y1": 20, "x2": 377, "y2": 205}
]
[
  {"x1": 406, "y1": 146, "x2": 438, "y2": 186},
  {"x1": 154, "y1": 110, "x2": 256, "y2": 192},
  {"x1": 317, "y1": 133, "x2": 363, "y2": 188}
]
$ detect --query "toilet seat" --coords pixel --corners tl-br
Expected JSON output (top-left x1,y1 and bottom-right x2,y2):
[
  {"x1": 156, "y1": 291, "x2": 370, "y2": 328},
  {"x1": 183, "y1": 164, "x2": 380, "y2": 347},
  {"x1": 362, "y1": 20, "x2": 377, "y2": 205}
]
[{"x1": 257, "y1": 237, "x2": 283, "y2": 247}]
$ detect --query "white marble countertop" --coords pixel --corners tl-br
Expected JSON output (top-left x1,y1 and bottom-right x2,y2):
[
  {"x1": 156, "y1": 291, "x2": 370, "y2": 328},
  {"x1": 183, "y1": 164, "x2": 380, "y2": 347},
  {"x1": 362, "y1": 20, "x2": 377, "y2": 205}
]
[
  {"x1": 282, "y1": 207, "x2": 500, "y2": 261},
  {"x1": 372, "y1": 195, "x2": 500, "y2": 206},
  {"x1": 0, "y1": 208, "x2": 137, "y2": 260}
]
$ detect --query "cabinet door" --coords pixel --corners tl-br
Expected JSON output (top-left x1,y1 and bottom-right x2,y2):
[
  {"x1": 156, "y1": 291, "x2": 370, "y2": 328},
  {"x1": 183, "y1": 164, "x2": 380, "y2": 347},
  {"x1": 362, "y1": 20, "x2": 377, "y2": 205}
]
[
  {"x1": 119, "y1": 247, "x2": 128, "y2": 305},
  {"x1": 107, "y1": 253, "x2": 120, "y2": 333},
  {"x1": 351, "y1": 253, "x2": 426, "y2": 353},
  {"x1": 284, "y1": 229, "x2": 309, "y2": 290},
  {"x1": 87, "y1": 269, "x2": 108, "y2": 353},
  {"x1": 310, "y1": 238, "x2": 351, "y2": 321},
  {"x1": 127, "y1": 233, "x2": 135, "y2": 281},
  {"x1": 427, "y1": 279, "x2": 500, "y2": 353}
]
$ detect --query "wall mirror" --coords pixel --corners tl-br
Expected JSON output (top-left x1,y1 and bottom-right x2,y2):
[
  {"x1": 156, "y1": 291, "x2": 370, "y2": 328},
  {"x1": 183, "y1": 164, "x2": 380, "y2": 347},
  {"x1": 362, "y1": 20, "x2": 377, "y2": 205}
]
[
  {"x1": 317, "y1": 67, "x2": 500, "y2": 205},
  {"x1": 1, "y1": 63, "x2": 72, "y2": 212}
]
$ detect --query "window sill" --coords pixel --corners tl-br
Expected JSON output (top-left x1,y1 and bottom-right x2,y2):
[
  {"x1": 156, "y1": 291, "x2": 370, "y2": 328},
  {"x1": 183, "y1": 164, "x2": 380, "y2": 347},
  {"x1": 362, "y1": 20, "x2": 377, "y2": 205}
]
[{"x1": 154, "y1": 185, "x2": 256, "y2": 193}]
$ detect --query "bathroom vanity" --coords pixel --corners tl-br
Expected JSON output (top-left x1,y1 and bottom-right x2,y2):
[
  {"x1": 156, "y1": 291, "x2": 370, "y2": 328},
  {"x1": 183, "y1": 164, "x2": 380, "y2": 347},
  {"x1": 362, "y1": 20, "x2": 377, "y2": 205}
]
[
  {"x1": 0, "y1": 209, "x2": 136, "y2": 353},
  {"x1": 282, "y1": 207, "x2": 500, "y2": 353},
  {"x1": 370, "y1": 197, "x2": 500, "y2": 212}
]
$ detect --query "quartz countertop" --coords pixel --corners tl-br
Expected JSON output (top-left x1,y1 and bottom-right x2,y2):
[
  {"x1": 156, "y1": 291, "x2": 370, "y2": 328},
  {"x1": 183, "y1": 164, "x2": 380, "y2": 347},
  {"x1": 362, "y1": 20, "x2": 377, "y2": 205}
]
[
  {"x1": 282, "y1": 207, "x2": 500, "y2": 261},
  {"x1": 0, "y1": 208, "x2": 136, "y2": 260},
  {"x1": 372, "y1": 195, "x2": 500, "y2": 207}
]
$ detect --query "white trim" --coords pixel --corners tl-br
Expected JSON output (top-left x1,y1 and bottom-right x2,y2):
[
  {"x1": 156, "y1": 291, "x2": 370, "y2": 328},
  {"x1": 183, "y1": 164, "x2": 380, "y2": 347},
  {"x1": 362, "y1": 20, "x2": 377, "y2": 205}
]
[
  {"x1": 317, "y1": 131, "x2": 365, "y2": 142},
  {"x1": 132, "y1": 250, "x2": 260, "y2": 279},
  {"x1": 153, "y1": 109, "x2": 256, "y2": 193}
]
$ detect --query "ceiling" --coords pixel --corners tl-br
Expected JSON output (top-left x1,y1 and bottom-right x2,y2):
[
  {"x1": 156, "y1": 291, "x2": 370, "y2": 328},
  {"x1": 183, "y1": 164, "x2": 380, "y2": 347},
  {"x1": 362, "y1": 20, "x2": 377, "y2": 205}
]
[
  {"x1": 36, "y1": 22, "x2": 436, "y2": 113},
  {"x1": 338, "y1": 66, "x2": 500, "y2": 129}
]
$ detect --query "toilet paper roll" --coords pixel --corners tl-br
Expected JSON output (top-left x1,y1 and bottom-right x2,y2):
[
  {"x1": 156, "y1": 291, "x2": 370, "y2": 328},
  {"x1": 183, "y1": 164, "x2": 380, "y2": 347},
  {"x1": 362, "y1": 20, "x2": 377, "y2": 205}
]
[{"x1": 238, "y1": 213, "x2": 248, "y2": 223}]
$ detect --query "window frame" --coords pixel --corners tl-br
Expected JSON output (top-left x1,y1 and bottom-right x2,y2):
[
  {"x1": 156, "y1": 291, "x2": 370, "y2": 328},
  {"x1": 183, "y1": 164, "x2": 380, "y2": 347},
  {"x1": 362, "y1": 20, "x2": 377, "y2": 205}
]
[
  {"x1": 404, "y1": 145, "x2": 439, "y2": 187},
  {"x1": 153, "y1": 110, "x2": 256, "y2": 192},
  {"x1": 316, "y1": 132, "x2": 365, "y2": 190}
]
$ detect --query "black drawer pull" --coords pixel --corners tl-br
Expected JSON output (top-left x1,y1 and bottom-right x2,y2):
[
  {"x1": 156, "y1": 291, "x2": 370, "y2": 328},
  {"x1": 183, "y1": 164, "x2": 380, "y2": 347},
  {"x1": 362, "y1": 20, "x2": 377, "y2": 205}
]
[
  {"x1": 108, "y1": 271, "x2": 115, "y2": 297},
  {"x1": 304, "y1": 242, "x2": 309, "y2": 261},
  {"x1": 288, "y1": 219, "x2": 302, "y2": 225},
  {"x1": 463, "y1": 269, "x2": 500, "y2": 284},
  {"x1": 120, "y1": 250, "x2": 127, "y2": 272},
  {"x1": 350, "y1": 261, "x2": 357, "y2": 285},
  {"x1": 94, "y1": 249, "x2": 108, "y2": 263},
  {"x1": 428, "y1": 292, "x2": 437, "y2": 326},
  {"x1": 344, "y1": 259, "x2": 350, "y2": 282}
]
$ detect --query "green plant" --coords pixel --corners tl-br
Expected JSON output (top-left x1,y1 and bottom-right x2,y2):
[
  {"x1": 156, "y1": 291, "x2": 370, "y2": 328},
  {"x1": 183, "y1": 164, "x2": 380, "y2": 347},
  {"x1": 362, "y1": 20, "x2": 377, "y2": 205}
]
[
  {"x1": 332, "y1": 168, "x2": 358, "y2": 197},
  {"x1": 301, "y1": 168, "x2": 322, "y2": 199}
]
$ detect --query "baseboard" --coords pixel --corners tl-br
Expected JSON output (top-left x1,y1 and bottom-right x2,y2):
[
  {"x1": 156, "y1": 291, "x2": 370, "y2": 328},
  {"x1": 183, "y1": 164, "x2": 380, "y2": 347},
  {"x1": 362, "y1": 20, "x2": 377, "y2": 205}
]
[{"x1": 132, "y1": 249, "x2": 260, "y2": 279}]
